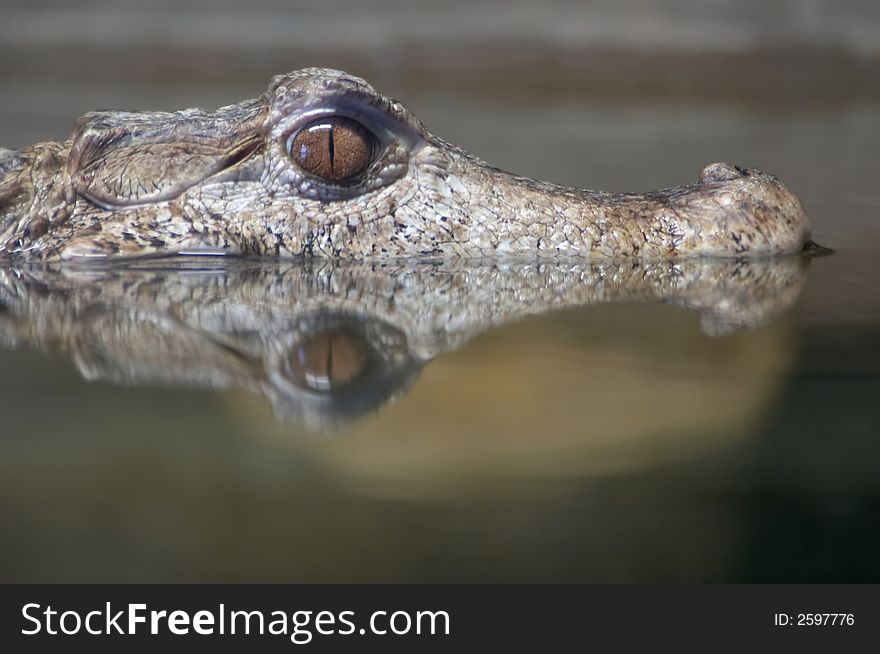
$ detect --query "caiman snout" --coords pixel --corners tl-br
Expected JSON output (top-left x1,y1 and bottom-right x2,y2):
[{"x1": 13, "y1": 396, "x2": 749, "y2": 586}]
[{"x1": 687, "y1": 162, "x2": 811, "y2": 256}]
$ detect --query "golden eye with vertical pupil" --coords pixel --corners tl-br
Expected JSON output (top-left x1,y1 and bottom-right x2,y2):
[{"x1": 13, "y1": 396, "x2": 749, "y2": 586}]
[{"x1": 288, "y1": 117, "x2": 374, "y2": 182}]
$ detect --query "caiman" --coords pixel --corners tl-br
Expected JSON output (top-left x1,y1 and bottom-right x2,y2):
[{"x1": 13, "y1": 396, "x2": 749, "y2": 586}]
[{"x1": 0, "y1": 68, "x2": 810, "y2": 260}]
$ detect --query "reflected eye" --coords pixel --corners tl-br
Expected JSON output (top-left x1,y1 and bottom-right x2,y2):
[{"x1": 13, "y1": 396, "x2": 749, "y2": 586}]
[
  {"x1": 289, "y1": 329, "x2": 369, "y2": 392},
  {"x1": 288, "y1": 117, "x2": 375, "y2": 182}
]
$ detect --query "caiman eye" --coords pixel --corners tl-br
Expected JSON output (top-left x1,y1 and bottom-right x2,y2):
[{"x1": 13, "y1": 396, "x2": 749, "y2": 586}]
[
  {"x1": 289, "y1": 329, "x2": 369, "y2": 392},
  {"x1": 288, "y1": 117, "x2": 375, "y2": 182}
]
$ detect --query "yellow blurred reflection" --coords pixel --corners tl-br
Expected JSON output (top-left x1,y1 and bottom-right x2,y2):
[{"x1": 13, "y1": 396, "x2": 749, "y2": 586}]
[{"x1": 258, "y1": 304, "x2": 795, "y2": 498}]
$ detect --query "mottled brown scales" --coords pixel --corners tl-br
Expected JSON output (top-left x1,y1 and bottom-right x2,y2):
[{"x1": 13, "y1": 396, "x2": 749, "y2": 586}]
[{"x1": 0, "y1": 68, "x2": 810, "y2": 261}]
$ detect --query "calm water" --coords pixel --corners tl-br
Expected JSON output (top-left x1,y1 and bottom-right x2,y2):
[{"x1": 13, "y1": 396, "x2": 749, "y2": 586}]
[{"x1": 0, "y1": 72, "x2": 878, "y2": 583}]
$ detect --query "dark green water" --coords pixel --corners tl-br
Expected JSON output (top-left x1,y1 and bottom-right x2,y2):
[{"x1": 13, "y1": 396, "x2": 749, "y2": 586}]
[{"x1": 0, "y1": 72, "x2": 877, "y2": 583}]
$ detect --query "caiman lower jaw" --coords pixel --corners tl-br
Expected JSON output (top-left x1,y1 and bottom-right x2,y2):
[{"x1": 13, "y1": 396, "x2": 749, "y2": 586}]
[{"x1": 54, "y1": 234, "x2": 241, "y2": 261}]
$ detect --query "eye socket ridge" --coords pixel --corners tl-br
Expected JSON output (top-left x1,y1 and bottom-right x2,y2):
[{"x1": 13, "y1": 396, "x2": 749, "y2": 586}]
[{"x1": 286, "y1": 116, "x2": 377, "y2": 184}]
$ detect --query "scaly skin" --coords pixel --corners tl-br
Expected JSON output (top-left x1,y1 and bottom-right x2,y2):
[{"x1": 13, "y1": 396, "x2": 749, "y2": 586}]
[
  {"x1": 0, "y1": 68, "x2": 810, "y2": 260},
  {"x1": 0, "y1": 257, "x2": 809, "y2": 426}
]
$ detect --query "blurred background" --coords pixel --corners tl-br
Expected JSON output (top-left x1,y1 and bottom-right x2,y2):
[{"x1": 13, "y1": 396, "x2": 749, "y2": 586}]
[{"x1": 0, "y1": 0, "x2": 878, "y2": 582}]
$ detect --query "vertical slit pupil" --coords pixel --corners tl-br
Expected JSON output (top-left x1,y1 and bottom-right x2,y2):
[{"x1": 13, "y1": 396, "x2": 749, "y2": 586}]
[
  {"x1": 328, "y1": 125, "x2": 335, "y2": 174},
  {"x1": 289, "y1": 117, "x2": 373, "y2": 182}
]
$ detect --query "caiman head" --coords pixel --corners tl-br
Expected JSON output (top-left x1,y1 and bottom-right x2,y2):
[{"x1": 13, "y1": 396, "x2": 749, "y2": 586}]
[{"x1": 0, "y1": 68, "x2": 811, "y2": 260}]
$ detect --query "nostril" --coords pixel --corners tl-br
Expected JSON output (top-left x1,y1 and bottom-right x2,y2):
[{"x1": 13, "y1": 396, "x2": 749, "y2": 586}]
[{"x1": 699, "y1": 162, "x2": 749, "y2": 184}]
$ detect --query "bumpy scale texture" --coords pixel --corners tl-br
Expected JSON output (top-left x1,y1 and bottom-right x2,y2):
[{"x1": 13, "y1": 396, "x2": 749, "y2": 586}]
[{"x1": 0, "y1": 69, "x2": 810, "y2": 261}]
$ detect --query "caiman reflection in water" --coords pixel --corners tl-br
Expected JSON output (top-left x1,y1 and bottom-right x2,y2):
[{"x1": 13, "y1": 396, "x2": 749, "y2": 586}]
[{"x1": 0, "y1": 256, "x2": 810, "y2": 428}]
